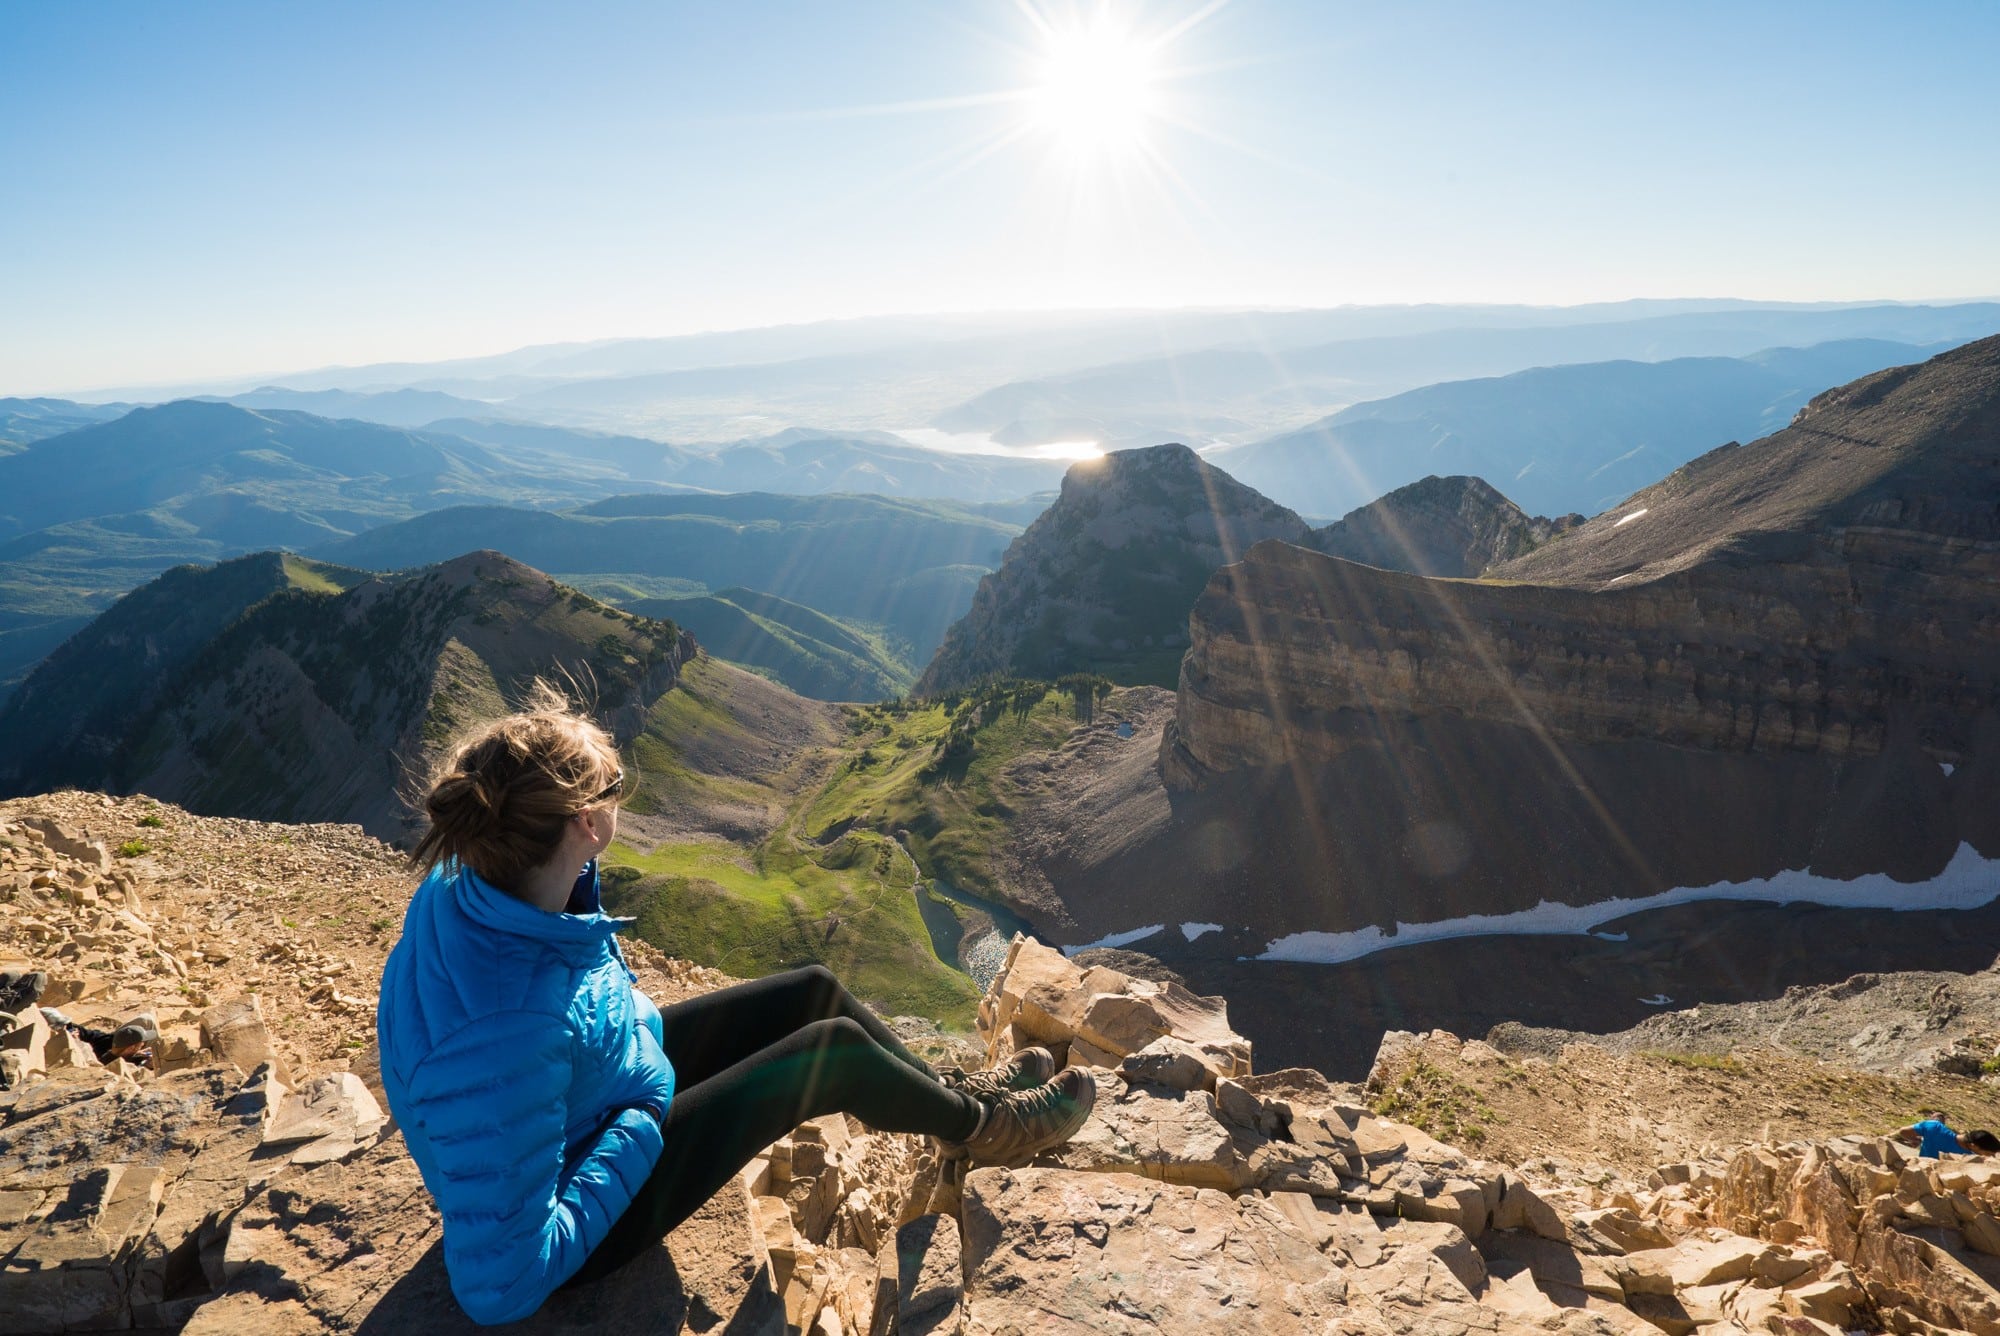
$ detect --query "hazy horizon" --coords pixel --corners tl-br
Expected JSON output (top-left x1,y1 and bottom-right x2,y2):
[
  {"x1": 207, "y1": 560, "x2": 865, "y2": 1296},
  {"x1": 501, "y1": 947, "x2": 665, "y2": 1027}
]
[
  {"x1": 9, "y1": 1, "x2": 2000, "y2": 393},
  {"x1": 33, "y1": 294, "x2": 2000, "y2": 404}
]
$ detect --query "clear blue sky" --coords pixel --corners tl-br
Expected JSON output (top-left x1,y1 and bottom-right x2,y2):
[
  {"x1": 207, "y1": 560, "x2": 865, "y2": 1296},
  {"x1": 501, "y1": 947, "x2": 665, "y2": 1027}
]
[{"x1": 5, "y1": 1, "x2": 1998, "y2": 392}]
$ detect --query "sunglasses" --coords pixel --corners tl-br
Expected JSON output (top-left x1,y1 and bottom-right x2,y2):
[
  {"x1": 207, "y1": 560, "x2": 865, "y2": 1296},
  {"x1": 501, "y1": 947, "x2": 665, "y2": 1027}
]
[{"x1": 588, "y1": 768, "x2": 626, "y2": 805}]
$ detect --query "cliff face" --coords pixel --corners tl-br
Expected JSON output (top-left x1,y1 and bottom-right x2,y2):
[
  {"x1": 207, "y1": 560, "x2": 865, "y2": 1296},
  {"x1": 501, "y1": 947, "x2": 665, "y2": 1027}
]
[
  {"x1": 1004, "y1": 336, "x2": 2000, "y2": 948},
  {"x1": 1167, "y1": 528, "x2": 1999, "y2": 779},
  {"x1": 1171, "y1": 336, "x2": 2000, "y2": 780},
  {"x1": 1305, "y1": 474, "x2": 1582, "y2": 578},
  {"x1": 917, "y1": 443, "x2": 1309, "y2": 692}
]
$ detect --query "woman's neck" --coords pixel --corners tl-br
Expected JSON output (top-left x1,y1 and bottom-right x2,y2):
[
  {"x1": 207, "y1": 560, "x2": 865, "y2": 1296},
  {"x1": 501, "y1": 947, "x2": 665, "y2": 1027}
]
[{"x1": 511, "y1": 860, "x2": 580, "y2": 913}]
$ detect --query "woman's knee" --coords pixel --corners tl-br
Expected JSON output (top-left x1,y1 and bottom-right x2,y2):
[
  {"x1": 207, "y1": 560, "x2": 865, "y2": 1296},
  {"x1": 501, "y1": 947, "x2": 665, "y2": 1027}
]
[
  {"x1": 790, "y1": 962, "x2": 840, "y2": 992},
  {"x1": 804, "y1": 1015, "x2": 870, "y2": 1048}
]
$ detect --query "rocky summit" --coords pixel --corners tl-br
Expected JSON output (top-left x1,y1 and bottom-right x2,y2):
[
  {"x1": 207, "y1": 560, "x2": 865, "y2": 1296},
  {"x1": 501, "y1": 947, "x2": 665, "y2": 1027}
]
[
  {"x1": 917, "y1": 443, "x2": 1310, "y2": 692},
  {"x1": 9, "y1": 797, "x2": 2000, "y2": 1334},
  {"x1": 1306, "y1": 474, "x2": 1582, "y2": 580}
]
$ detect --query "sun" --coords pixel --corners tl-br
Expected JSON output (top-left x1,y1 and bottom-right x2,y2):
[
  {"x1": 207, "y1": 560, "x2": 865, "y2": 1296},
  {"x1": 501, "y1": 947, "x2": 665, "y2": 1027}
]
[{"x1": 1026, "y1": 16, "x2": 1162, "y2": 156}]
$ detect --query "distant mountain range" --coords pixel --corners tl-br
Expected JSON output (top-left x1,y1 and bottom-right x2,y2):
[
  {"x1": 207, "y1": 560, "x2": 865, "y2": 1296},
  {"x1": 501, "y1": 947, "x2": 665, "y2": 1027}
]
[
  {"x1": 62, "y1": 300, "x2": 2000, "y2": 444},
  {"x1": 0, "y1": 397, "x2": 130, "y2": 451},
  {"x1": 211, "y1": 385, "x2": 520, "y2": 428},
  {"x1": 1211, "y1": 338, "x2": 1969, "y2": 518},
  {"x1": 0, "y1": 401, "x2": 1063, "y2": 695},
  {"x1": 936, "y1": 306, "x2": 2000, "y2": 450}
]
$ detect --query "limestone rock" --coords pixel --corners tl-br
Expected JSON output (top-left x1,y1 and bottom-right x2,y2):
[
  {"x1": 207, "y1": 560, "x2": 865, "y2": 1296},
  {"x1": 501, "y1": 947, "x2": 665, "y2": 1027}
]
[
  {"x1": 199, "y1": 995, "x2": 287, "y2": 1082},
  {"x1": 260, "y1": 1071, "x2": 386, "y2": 1154},
  {"x1": 893, "y1": 1212, "x2": 963, "y2": 1335},
  {"x1": 979, "y1": 936, "x2": 1251, "y2": 1079}
]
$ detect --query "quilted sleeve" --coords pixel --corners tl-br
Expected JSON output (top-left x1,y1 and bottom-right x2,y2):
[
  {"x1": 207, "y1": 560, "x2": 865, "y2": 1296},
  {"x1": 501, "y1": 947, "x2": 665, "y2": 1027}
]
[{"x1": 403, "y1": 1008, "x2": 665, "y2": 1324}]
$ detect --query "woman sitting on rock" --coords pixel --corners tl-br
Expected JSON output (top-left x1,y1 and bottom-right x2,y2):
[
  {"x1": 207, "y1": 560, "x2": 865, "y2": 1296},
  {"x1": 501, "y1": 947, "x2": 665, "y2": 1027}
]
[{"x1": 376, "y1": 684, "x2": 1095, "y2": 1325}]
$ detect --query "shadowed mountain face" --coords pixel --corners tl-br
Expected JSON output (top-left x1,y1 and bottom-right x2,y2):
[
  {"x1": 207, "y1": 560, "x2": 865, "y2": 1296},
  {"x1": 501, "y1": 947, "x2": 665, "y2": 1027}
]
[
  {"x1": 0, "y1": 550, "x2": 695, "y2": 839},
  {"x1": 917, "y1": 444, "x2": 1310, "y2": 692},
  {"x1": 1305, "y1": 475, "x2": 1581, "y2": 578},
  {"x1": 0, "y1": 553, "x2": 368, "y2": 794},
  {"x1": 979, "y1": 336, "x2": 2000, "y2": 962}
]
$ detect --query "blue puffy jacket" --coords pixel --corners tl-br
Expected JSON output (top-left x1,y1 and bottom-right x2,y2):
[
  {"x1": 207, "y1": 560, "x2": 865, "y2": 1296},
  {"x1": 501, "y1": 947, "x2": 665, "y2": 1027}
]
[{"x1": 377, "y1": 861, "x2": 676, "y2": 1324}]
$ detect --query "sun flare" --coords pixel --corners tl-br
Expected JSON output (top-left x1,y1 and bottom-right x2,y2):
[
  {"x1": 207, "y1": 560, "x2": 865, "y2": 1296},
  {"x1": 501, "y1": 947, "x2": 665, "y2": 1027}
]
[{"x1": 1027, "y1": 17, "x2": 1161, "y2": 155}]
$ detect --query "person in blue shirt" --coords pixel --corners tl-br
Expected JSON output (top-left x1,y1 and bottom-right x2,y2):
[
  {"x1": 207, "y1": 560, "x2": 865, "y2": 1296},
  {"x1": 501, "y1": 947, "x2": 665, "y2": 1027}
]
[
  {"x1": 1895, "y1": 1115, "x2": 2000, "y2": 1159},
  {"x1": 376, "y1": 682, "x2": 1095, "y2": 1325}
]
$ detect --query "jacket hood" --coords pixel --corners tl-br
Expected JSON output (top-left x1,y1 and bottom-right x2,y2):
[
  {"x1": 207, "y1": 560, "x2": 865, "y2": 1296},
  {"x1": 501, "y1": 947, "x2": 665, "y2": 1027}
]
[{"x1": 447, "y1": 861, "x2": 630, "y2": 966}]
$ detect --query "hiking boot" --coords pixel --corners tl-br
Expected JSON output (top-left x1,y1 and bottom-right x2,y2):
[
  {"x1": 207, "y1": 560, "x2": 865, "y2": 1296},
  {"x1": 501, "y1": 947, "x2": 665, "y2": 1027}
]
[
  {"x1": 957, "y1": 1067, "x2": 1097, "y2": 1167},
  {"x1": 939, "y1": 1046, "x2": 1057, "y2": 1102}
]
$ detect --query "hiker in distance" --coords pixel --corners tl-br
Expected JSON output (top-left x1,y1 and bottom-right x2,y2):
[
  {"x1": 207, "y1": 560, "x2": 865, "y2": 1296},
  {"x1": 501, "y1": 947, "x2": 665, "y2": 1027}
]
[
  {"x1": 375, "y1": 683, "x2": 1096, "y2": 1325},
  {"x1": 1895, "y1": 1114, "x2": 2000, "y2": 1159}
]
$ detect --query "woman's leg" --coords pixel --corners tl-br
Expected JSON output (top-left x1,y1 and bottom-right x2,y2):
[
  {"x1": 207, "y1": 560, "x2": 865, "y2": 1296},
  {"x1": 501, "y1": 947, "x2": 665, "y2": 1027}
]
[
  {"x1": 573, "y1": 1016, "x2": 981, "y2": 1281},
  {"x1": 653, "y1": 963, "x2": 939, "y2": 1088}
]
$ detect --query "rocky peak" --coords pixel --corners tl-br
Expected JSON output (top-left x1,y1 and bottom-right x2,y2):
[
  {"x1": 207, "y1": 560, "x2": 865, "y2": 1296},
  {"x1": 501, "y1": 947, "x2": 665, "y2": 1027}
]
[
  {"x1": 1306, "y1": 474, "x2": 1583, "y2": 578},
  {"x1": 0, "y1": 551, "x2": 697, "y2": 839},
  {"x1": 917, "y1": 444, "x2": 1309, "y2": 692},
  {"x1": 1490, "y1": 331, "x2": 2000, "y2": 588}
]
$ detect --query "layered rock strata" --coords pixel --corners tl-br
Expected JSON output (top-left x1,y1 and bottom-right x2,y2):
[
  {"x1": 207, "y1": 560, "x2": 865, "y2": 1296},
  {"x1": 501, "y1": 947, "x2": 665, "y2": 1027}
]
[
  {"x1": 1172, "y1": 336, "x2": 2000, "y2": 777},
  {"x1": 1138, "y1": 335, "x2": 2000, "y2": 941}
]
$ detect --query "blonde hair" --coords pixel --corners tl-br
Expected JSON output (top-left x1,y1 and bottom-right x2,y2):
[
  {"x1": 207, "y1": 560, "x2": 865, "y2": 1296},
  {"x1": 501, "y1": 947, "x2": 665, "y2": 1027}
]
[{"x1": 411, "y1": 680, "x2": 625, "y2": 891}]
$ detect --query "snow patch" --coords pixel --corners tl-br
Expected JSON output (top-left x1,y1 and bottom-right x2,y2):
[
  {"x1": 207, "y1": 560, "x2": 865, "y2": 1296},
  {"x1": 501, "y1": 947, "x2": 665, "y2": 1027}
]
[
  {"x1": 1942, "y1": 762, "x2": 1956, "y2": 777},
  {"x1": 1614, "y1": 507, "x2": 1649, "y2": 527},
  {"x1": 1181, "y1": 922, "x2": 1223, "y2": 942},
  {"x1": 1591, "y1": 930, "x2": 1630, "y2": 942},
  {"x1": 1062, "y1": 924, "x2": 1165, "y2": 956},
  {"x1": 1255, "y1": 843, "x2": 2000, "y2": 965},
  {"x1": 1638, "y1": 994, "x2": 1674, "y2": 1007}
]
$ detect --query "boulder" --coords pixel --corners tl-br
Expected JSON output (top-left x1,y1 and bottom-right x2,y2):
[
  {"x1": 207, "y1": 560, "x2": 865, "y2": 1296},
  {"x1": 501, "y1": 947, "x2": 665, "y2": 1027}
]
[
  {"x1": 960, "y1": 1166, "x2": 1351, "y2": 1332},
  {"x1": 891, "y1": 1213, "x2": 962, "y2": 1336},
  {"x1": 980, "y1": 936, "x2": 1252, "y2": 1077},
  {"x1": 199, "y1": 995, "x2": 288, "y2": 1083},
  {"x1": 1118, "y1": 1035, "x2": 1221, "y2": 1091},
  {"x1": 261, "y1": 1072, "x2": 386, "y2": 1149}
]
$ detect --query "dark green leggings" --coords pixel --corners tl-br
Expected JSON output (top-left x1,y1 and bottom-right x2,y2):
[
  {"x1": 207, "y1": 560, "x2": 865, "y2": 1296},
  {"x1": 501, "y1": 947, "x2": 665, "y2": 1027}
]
[{"x1": 573, "y1": 964, "x2": 981, "y2": 1281}]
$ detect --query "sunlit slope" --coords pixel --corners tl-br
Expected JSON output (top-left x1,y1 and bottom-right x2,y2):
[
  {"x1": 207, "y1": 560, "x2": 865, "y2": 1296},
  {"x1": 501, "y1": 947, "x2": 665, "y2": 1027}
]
[
  {"x1": 601, "y1": 655, "x2": 981, "y2": 1023},
  {"x1": 627, "y1": 587, "x2": 914, "y2": 701}
]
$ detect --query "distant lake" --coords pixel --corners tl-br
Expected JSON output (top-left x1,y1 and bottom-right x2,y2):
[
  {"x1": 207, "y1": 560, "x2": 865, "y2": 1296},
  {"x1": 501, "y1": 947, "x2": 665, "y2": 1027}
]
[{"x1": 892, "y1": 427, "x2": 1102, "y2": 461}]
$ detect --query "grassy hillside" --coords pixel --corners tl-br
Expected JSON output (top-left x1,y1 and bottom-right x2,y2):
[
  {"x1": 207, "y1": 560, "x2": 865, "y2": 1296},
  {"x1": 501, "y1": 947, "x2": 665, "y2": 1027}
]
[
  {"x1": 597, "y1": 670, "x2": 1127, "y2": 1029},
  {"x1": 802, "y1": 683, "x2": 1104, "y2": 905},
  {"x1": 600, "y1": 657, "x2": 981, "y2": 1023},
  {"x1": 628, "y1": 587, "x2": 914, "y2": 701}
]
